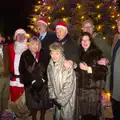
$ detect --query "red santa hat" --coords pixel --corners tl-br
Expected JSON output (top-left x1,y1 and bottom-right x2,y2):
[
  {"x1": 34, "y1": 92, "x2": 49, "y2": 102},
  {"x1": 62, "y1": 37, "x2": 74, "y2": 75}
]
[
  {"x1": 14, "y1": 28, "x2": 27, "y2": 39},
  {"x1": 37, "y1": 18, "x2": 48, "y2": 26},
  {"x1": 56, "y1": 21, "x2": 68, "y2": 31}
]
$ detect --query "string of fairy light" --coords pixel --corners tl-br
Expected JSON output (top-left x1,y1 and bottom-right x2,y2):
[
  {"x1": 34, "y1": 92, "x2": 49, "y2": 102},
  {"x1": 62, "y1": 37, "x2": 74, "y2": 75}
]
[{"x1": 28, "y1": 0, "x2": 120, "y2": 40}]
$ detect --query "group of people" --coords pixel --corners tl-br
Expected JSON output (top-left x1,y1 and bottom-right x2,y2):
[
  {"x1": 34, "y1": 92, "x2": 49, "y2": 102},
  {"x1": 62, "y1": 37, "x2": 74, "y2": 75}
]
[{"x1": 0, "y1": 16, "x2": 119, "y2": 120}]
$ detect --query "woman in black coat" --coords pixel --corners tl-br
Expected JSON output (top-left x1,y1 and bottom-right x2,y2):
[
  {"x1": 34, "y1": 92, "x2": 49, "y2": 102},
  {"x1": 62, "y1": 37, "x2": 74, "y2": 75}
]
[
  {"x1": 75, "y1": 32, "x2": 108, "y2": 120},
  {"x1": 19, "y1": 36, "x2": 52, "y2": 120}
]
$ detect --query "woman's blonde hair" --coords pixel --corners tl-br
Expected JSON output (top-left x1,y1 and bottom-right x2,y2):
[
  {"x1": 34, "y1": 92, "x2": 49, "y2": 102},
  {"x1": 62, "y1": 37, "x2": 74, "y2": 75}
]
[
  {"x1": 28, "y1": 36, "x2": 41, "y2": 51},
  {"x1": 49, "y1": 42, "x2": 64, "y2": 55}
]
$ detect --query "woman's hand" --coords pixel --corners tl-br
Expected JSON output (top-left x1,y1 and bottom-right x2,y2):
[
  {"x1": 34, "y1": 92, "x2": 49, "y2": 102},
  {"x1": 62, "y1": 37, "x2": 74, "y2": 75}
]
[
  {"x1": 97, "y1": 58, "x2": 109, "y2": 66},
  {"x1": 64, "y1": 60, "x2": 73, "y2": 69},
  {"x1": 79, "y1": 62, "x2": 88, "y2": 71}
]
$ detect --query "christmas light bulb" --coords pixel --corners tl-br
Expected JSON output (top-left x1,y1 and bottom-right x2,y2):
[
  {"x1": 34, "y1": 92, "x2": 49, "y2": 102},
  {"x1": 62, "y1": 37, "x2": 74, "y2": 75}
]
[
  {"x1": 61, "y1": 7, "x2": 65, "y2": 10},
  {"x1": 96, "y1": 5, "x2": 100, "y2": 9},
  {"x1": 48, "y1": 16, "x2": 51, "y2": 19},
  {"x1": 47, "y1": 6, "x2": 51, "y2": 10},
  {"x1": 112, "y1": 25, "x2": 116, "y2": 29},
  {"x1": 38, "y1": 1, "x2": 40, "y2": 4},
  {"x1": 33, "y1": 17, "x2": 37, "y2": 22},
  {"x1": 81, "y1": 16, "x2": 84, "y2": 19},
  {"x1": 34, "y1": 9, "x2": 38, "y2": 12}
]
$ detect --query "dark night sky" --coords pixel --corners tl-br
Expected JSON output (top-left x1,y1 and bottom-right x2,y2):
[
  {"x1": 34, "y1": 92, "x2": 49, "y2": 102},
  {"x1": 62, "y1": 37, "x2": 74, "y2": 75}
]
[{"x1": 0, "y1": 0, "x2": 37, "y2": 36}]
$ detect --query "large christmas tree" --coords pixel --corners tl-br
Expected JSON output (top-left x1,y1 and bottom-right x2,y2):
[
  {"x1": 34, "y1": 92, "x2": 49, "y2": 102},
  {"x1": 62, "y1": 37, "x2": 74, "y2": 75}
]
[{"x1": 28, "y1": 0, "x2": 120, "y2": 42}]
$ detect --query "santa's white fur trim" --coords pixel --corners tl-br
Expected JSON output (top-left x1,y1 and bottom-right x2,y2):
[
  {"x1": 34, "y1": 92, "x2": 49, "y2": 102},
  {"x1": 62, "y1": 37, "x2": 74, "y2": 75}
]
[
  {"x1": 10, "y1": 79, "x2": 24, "y2": 87},
  {"x1": 14, "y1": 29, "x2": 27, "y2": 39},
  {"x1": 56, "y1": 25, "x2": 67, "y2": 30}
]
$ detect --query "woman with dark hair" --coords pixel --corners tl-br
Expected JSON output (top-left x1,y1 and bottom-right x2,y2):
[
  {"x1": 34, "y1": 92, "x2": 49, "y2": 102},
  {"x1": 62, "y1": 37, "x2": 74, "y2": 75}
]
[
  {"x1": 19, "y1": 36, "x2": 52, "y2": 120},
  {"x1": 75, "y1": 32, "x2": 108, "y2": 120}
]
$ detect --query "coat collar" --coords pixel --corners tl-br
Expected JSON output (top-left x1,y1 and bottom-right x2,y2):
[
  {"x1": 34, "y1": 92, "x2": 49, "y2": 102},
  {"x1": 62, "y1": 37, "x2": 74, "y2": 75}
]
[
  {"x1": 49, "y1": 57, "x2": 65, "y2": 67},
  {"x1": 56, "y1": 34, "x2": 70, "y2": 44}
]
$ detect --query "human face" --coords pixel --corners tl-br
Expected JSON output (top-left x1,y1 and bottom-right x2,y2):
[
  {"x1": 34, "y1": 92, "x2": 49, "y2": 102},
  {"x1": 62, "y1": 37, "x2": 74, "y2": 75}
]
[
  {"x1": 56, "y1": 28, "x2": 67, "y2": 40},
  {"x1": 29, "y1": 41, "x2": 40, "y2": 53},
  {"x1": 37, "y1": 22, "x2": 47, "y2": 34},
  {"x1": 117, "y1": 21, "x2": 120, "y2": 33},
  {"x1": 16, "y1": 34, "x2": 26, "y2": 42},
  {"x1": 50, "y1": 51, "x2": 62, "y2": 62},
  {"x1": 82, "y1": 22, "x2": 94, "y2": 35},
  {"x1": 81, "y1": 35, "x2": 91, "y2": 50}
]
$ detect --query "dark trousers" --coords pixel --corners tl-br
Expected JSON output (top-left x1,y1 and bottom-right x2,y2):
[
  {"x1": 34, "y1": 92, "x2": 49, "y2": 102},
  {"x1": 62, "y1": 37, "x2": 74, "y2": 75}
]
[
  {"x1": 111, "y1": 98, "x2": 120, "y2": 120},
  {"x1": 81, "y1": 114, "x2": 99, "y2": 120}
]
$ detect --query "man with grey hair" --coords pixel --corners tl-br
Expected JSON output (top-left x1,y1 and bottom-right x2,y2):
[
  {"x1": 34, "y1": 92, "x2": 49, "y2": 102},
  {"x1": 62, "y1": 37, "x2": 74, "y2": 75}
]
[{"x1": 55, "y1": 21, "x2": 79, "y2": 64}]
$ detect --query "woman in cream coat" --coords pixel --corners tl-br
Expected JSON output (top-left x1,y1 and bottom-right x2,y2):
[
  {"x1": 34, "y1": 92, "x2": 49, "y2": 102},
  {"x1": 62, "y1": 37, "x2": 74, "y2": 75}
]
[{"x1": 47, "y1": 42, "x2": 76, "y2": 120}]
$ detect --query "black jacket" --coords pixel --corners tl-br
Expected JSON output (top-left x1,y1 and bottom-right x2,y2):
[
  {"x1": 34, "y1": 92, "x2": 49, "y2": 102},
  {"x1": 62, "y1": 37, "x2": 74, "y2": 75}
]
[
  {"x1": 39, "y1": 31, "x2": 57, "y2": 69},
  {"x1": 19, "y1": 49, "x2": 45, "y2": 90},
  {"x1": 77, "y1": 45, "x2": 108, "y2": 88},
  {"x1": 56, "y1": 34, "x2": 79, "y2": 64}
]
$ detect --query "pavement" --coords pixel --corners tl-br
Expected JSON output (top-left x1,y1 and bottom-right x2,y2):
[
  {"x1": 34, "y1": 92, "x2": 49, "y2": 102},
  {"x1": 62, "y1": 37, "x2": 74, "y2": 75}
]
[{"x1": 8, "y1": 102, "x2": 53, "y2": 120}]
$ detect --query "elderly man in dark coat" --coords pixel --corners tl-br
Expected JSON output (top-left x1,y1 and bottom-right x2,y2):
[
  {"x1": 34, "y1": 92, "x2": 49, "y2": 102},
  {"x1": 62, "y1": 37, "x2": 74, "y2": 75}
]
[
  {"x1": 55, "y1": 21, "x2": 79, "y2": 64},
  {"x1": 36, "y1": 17, "x2": 57, "y2": 68}
]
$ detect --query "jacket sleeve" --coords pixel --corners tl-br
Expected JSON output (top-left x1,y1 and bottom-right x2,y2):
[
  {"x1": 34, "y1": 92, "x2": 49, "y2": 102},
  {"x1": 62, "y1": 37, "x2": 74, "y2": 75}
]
[
  {"x1": 94, "y1": 32, "x2": 111, "y2": 62},
  {"x1": 92, "y1": 64, "x2": 108, "y2": 81},
  {"x1": 19, "y1": 54, "x2": 33, "y2": 86},
  {"x1": 47, "y1": 66, "x2": 56, "y2": 99},
  {"x1": 56, "y1": 68, "x2": 76, "y2": 106}
]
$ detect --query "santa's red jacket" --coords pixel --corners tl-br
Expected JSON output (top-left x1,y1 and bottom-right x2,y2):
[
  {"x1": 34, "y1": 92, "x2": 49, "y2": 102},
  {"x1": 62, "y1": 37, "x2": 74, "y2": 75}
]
[{"x1": 8, "y1": 41, "x2": 27, "y2": 102}]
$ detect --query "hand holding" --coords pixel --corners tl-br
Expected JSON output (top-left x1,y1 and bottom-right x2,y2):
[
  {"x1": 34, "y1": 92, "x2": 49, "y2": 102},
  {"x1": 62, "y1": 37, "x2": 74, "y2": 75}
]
[
  {"x1": 64, "y1": 60, "x2": 73, "y2": 69},
  {"x1": 97, "y1": 58, "x2": 109, "y2": 66},
  {"x1": 79, "y1": 62, "x2": 88, "y2": 71}
]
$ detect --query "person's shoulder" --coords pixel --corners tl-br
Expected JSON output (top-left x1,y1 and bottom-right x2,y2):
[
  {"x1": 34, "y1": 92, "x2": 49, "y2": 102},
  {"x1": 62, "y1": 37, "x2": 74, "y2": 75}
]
[
  {"x1": 21, "y1": 49, "x2": 29, "y2": 56},
  {"x1": 47, "y1": 31, "x2": 56, "y2": 36},
  {"x1": 93, "y1": 32, "x2": 103, "y2": 38},
  {"x1": 114, "y1": 33, "x2": 119, "y2": 40},
  {"x1": 67, "y1": 36, "x2": 79, "y2": 48}
]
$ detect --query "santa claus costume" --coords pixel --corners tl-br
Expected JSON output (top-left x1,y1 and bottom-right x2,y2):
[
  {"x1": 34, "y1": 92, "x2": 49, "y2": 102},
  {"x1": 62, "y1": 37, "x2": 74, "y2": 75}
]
[{"x1": 8, "y1": 28, "x2": 28, "y2": 102}]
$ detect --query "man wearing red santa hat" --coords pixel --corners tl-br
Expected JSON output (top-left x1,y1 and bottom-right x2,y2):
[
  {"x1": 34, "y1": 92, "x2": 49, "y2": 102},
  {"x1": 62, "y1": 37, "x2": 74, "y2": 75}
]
[
  {"x1": 36, "y1": 17, "x2": 57, "y2": 68},
  {"x1": 8, "y1": 28, "x2": 28, "y2": 103},
  {"x1": 55, "y1": 21, "x2": 79, "y2": 64}
]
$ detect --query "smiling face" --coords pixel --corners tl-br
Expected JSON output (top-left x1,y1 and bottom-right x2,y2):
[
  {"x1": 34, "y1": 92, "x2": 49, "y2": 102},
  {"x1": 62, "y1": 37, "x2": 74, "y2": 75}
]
[
  {"x1": 50, "y1": 50, "x2": 62, "y2": 62},
  {"x1": 56, "y1": 27, "x2": 67, "y2": 40},
  {"x1": 82, "y1": 22, "x2": 94, "y2": 35},
  {"x1": 81, "y1": 35, "x2": 91, "y2": 50},
  {"x1": 29, "y1": 40, "x2": 40, "y2": 53}
]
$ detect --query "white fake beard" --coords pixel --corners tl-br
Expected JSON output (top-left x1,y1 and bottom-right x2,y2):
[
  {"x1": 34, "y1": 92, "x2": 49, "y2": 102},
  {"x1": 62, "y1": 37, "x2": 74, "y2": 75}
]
[{"x1": 14, "y1": 39, "x2": 27, "y2": 54}]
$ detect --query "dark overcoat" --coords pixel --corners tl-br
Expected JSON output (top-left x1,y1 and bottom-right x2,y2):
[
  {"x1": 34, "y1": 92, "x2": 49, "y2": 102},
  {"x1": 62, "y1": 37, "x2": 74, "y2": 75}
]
[
  {"x1": 19, "y1": 49, "x2": 52, "y2": 110},
  {"x1": 56, "y1": 34, "x2": 79, "y2": 64},
  {"x1": 39, "y1": 31, "x2": 57, "y2": 69},
  {"x1": 75, "y1": 45, "x2": 108, "y2": 119}
]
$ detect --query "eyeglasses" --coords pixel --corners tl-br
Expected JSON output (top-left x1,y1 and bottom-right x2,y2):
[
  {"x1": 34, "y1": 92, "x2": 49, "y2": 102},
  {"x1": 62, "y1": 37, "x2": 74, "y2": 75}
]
[{"x1": 83, "y1": 26, "x2": 93, "y2": 29}]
